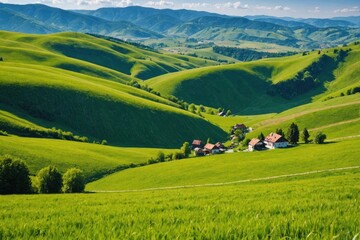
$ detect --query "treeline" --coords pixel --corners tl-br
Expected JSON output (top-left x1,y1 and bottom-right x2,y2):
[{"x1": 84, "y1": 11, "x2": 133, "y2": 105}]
[
  {"x1": 213, "y1": 46, "x2": 297, "y2": 62},
  {"x1": 0, "y1": 155, "x2": 85, "y2": 194},
  {"x1": 87, "y1": 33, "x2": 158, "y2": 53},
  {"x1": 268, "y1": 49, "x2": 350, "y2": 99},
  {"x1": 0, "y1": 124, "x2": 89, "y2": 142}
]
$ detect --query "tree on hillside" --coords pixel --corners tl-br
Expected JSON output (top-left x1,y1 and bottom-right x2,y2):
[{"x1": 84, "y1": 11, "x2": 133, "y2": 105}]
[
  {"x1": 188, "y1": 104, "x2": 196, "y2": 113},
  {"x1": 62, "y1": 168, "x2": 85, "y2": 193},
  {"x1": 258, "y1": 132, "x2": 265, "y2": 141},
  {"x1": 226, "y1": 110, "x2": 232, "y2": 116},
  {"x1": 181, "y1": 142, "x2": 191, "y2": 158},
  {"x1": 0, "y1": 57, "x2": 3, "y2": 61},
  {"x1": 286, "y1": 123, "x2": 300, "y2": 144},
  {"x1": 0, "y1": 156, "x2": 31, "y2": 194},
  {"x1": 314, "y1": 132, "x2": 327, "y2": 144},
  {"x1": 301, "y1": 128, "x2": 310, "y2": 144},
  {"x1": 156, "y1": 151, "x2": 165, "y2": 162},
  {"x1": 275, "y1": 128, "x2": 284, "y2": 136},
  {"x1": 36, "y1": 166, "x2": 62, "y2": 194}
]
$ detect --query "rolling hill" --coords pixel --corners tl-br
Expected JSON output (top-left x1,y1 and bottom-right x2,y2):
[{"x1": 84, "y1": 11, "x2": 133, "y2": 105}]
[
  {"x1": 0, "y1": 31, "x2": 215, "y2": 80},
  {"x1": 148, "y1": 43, "x2": 360, "y2": 114},
  {"x1": 0, "y1": 31, "x2": 227, "y2": 148}
]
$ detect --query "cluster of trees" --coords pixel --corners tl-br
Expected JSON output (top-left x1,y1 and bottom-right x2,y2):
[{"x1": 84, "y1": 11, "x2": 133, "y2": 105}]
[
  {"x1": 213, "y1": 46, "x2": 296, "y2": 62},
  {"x1": 148, "y1": 142, "x2": 191, "y2": 164},
  {"x1": 256, "y1": 123, "x2": 326, "y2": 145},
  {"x1": 0, "y1": 57, "x2": 3, "y2": 61},
  {"x1": 0, "y1": 122, "x2": 89, "y2": 143},
  {"x1": 268, "y1": 49, "x2": 351, "y2": 99},
  {"x1": 0, "y1": 156, "x2": 85, "y2": 195}
]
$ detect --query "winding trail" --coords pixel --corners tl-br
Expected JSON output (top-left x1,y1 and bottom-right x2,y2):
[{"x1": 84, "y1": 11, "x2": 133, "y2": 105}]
[
  {"x1": 309, "y1": 118, "x2": 360, "y2": 131},
  {"x1": 92, "y1": 166, "x2": 360, "y2": 193}
]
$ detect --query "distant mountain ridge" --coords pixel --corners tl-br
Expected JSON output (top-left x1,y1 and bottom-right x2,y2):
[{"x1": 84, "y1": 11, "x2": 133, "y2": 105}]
[{"x1": 0, "y1": 3, "x2": 359, "y2": 48}]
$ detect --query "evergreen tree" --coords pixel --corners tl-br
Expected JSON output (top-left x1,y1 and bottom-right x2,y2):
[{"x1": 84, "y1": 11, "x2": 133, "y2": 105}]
[
  {"x1": 301, "y1": 128, "x2": 310, "y2": 144},
  {"x1": 258, "y1": 132, "x2": 265, "y2": 141},
  {"x1": 275, "y1": 128, "x2": 284, "y2": 136},
  {"x1": 287, "y1": 123, "x2": 300, "y2": 144}
]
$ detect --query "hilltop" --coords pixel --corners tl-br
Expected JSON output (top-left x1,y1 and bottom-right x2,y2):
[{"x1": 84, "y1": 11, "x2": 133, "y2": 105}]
[
  {"x1": 148, "y1": 43, "x2": 360, "y2": 114},
  {"x1": 0, "y1": 31, "x2": 227, "y2": 148}
]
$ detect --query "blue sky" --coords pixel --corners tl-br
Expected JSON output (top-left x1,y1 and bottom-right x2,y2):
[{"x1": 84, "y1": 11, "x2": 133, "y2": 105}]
[{"x1": 2, "y1": 0, "x2": 360, "y2": 18}]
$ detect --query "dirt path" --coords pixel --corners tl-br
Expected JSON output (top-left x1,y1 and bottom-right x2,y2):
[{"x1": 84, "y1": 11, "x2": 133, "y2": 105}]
[
  {"x1": 310, "y1": 118, "x2": 360, "y2": 131},
  {"x1": 92, "y1": 166, "x2": 360, "y2": 193},
  {"x1": 328, "y1": 135, "x2": 360, "y2": 141},
  {"x1": 255, "y1": 100, "x2": 360, "y2": 128}
]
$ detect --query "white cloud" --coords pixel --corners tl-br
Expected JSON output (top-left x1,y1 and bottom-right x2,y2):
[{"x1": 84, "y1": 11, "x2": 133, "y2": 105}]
[
  {"x1": 182, "y1": 2, "x2": 211, "y2": 9},
  {"x1": 334, "y1": 6, "x2": 359, "y2": 13},
  {"x1": 145, "y1": 0, "x2": 174, "y2": 7},
  {"x1": 74, "y1": 0, "x2": 134, "y2": 7},
  {"x1": 214, "y1": 2, "x2": 249, "y2": 9},
  {"x1": 308, "y1": 6, "x2": 320, "y2": 13},
  {"x1": 255, "y1": 5, "x2": 291, "y2": 11}
]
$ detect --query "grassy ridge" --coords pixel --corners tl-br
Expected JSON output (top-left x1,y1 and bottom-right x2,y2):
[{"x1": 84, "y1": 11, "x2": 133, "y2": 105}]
[
  {"x1": 0, "y1": 31, "x2": 215, "y2": 80},
  {"x1": 87, "y1": 138, "x2": 360, "y2": 190},
  {"x1": 1, "y1": 170, "x2": 359, "y2": 239},
  {"x1": 148, "y1": 44, "x2": 360, "y2": 114},
  {"x1": 148, "y1": 51, "x2": 322, "y2": 114},
  {"x1": 0, "y1": 136, "x2": 175, "y2": 180},
  {"x1": 0, "y1": 62, "x2": 226, "y2": 147}
]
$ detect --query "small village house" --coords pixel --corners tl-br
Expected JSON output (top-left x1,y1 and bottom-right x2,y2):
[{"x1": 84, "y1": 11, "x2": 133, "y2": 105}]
[
  {"x1": 248, "y1": 138, "x2": 265, "y2": 151},
  {"x1": 204, "y1": 143, "x2": 220, "y2": 154},
  {"x1": 264, "y1": 133, "x2": 288, "y2": 149},
  {"x1": 192, "y1": 139, "x2": 203, "y2": 149},
  {"x1": 194, "y1": 147, "x2": 204, "y2": 156}
]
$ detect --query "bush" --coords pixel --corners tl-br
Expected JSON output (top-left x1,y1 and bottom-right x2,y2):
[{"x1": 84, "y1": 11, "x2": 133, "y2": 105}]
[
  {"x1": 314, "y1": 132, "x2": 327, "y2": 144},
  {"x1": 0, "y1": 156, "x2": 32, "y2": 194},
  {"x1": 62, "y1": 168, "x2": 85, "y2": 193},
  {"x1": 36, "y1": 166, "x2": 62, "y2": 194}
]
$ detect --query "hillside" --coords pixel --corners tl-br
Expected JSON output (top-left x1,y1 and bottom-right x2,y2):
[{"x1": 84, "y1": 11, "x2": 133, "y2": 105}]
[
  {"x1": 1, "y1": 4, "x2": 359, "y2": 51},
  {"x1": 0, "y1": 3, "x2": 162, "y2": 39},
  {"x1": 148, "y1": 43, "x2": 360, "y2": 114},
  {"x1": 0, "y1": 136, "x2": 175, "y2": 181},
  {"x1": 0, "y1": 31, "x2": 227, "y2": 148},
  {"x1": 0, "y1": 31, "x2": 215, "y2": 80}
]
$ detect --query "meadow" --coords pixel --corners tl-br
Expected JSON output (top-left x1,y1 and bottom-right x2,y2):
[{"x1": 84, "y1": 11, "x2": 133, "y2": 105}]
[
  {"x1": 0, "y1": 136, "x2": 175, "y2": 181},
  {"x1": 87, "y1": 138, "x2": 360, "y2": 191},
  {"x1": 0, "y1": 169, "x2": 359, "y2": 239}
]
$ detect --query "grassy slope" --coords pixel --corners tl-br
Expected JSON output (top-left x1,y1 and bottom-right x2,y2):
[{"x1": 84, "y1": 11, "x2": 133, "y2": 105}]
[
  {"x1": 148, "y1": 44, "x2": 360, "y2": 114},
  {"x1": 0, "y1": 31, "x2": 216, "y2": 80},
  {"x1": 87, "y1": 138, "x2": 360, "y2": 190},
  {"x1": 0, "y1": 136, "x2": 174, "y2": 181},
  {"x1": 148, "y1": 51, "x2": 322, "y2": 114},
  {"x1": 205, "y1": 95, "x2": 360, "y2": 140},
  {"x1": 1, "y1": 171, "x2": 359, "y2": 239},
  {"x1": 0, "y1": 62, "x2": 226, "y2": 147}
]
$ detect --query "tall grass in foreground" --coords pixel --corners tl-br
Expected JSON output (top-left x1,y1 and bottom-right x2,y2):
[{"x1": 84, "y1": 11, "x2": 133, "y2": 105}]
[{"x1": 0, "y1": 170, "x2": 359, "y2": 239}]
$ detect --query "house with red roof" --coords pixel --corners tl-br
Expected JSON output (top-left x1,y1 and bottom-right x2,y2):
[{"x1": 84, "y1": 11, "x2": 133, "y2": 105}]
[
  {"x1": 248, "y1": 138, "x2": 265, "y2": 151},
  {"x1": 264, "y1": 133, "x2": 288, "y2": 149}
]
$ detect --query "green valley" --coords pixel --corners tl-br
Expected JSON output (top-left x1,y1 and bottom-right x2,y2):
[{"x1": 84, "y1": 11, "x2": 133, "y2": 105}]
[{"x1": 0, "y1": 4, "x2": 359, "y2": 236}]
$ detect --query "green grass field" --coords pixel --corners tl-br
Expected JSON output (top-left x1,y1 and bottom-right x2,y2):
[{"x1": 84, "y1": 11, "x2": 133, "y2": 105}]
[
  {"x1": 148, "y1": 44, "x2": 360, "y2": 114},
  {"x1": 0, "y1": 62, "x2": 226, "y2": 148},
  {"x1": 0, "y1": 31, "x2": 215, "y2": 81},
  {"x1": 0, "y1": 136, "x2": 175, "y2": 181},
  {"x1": 0, "y1": 169, "x2": 359, "y2": 239},
  {"x1": 87, "y1": 138, "x2": 360, "y2": 191}
]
